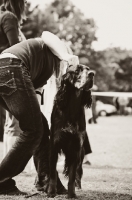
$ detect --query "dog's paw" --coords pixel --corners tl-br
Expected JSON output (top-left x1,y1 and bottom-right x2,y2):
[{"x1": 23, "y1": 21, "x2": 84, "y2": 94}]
[
  {"x1": 75, "y1": 180, "x2": 81, "y2": 190},
  {"x1": 47, "y1": 186, "x2": 57, "y2": 198},
  {"x1": 67, "y1": 193, "x2": 77, "y2": 199},
  {"x1": 47, "y1": 192, "x2": 56, "y2": 198}
]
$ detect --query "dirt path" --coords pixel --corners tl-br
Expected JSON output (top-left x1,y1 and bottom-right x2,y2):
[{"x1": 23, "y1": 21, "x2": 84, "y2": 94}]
[{"x1": 0, "y1": 116, "x2": 132, "y2": 199}]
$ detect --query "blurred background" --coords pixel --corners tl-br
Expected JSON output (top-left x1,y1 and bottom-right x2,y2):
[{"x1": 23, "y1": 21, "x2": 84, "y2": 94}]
[{"x1": 0, "y1": 2, "x2": 132, "y2": 198}]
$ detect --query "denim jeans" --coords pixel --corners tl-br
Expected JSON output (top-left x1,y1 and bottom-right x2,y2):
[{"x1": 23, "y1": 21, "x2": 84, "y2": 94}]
[{"x1": 0, "y1": 58, "x2": 50, "y2": 190}]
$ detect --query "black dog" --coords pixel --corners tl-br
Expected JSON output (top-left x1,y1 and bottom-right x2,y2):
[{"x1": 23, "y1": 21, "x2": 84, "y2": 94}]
[{"x1": 48, "y1": 64, "x2": 94, "y2": 198}]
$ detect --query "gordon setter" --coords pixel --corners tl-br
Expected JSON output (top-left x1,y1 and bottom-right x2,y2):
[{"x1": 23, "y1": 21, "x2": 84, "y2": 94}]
[{"x1": 48, "y1": 64, "x2": 94, "y2": 198}]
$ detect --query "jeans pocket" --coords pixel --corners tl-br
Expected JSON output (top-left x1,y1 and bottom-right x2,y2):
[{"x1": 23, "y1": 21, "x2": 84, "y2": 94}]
[{"x1": 0, "y1": 69, "x2": 17, "y2": 96}]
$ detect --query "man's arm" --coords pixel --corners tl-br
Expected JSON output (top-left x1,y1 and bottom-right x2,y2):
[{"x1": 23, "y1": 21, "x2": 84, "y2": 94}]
[{"x1": 41, "y1": 31, "x2": 79, "y2": 67}]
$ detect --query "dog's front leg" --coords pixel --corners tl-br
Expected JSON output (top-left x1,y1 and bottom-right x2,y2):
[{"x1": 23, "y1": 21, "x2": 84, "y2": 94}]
[
  {"x1": 47, "y1": 143, "x2": 58, "y2": 197},
  {"x1": 75, "y1": 148, "x2": 84, "y2": 189},
  {"x1": 68, "y1": 162, "x2": 77, "y2": 198},
  {"x1": 75, "y1": 164, "x2": 83, "y2": 189}
]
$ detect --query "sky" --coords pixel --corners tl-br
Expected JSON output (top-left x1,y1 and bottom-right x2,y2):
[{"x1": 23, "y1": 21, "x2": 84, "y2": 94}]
[{"x1": 29, "y1": 0, "x2": 132, "y2": 51}]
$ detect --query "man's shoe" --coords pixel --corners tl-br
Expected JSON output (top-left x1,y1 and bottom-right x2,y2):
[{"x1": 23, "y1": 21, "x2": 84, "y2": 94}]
[{"x1": 0, "y1": 186, "x2": 27, "y2": 195}]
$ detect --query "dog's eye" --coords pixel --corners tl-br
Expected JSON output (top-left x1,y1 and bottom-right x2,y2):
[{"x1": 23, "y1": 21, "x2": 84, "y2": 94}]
[
  {"x1": 78, "y1": 67, "x2": 83, "y2": 72},
  {"x1": 75, "y1": 69, "x2": 79, "y2": 74}
]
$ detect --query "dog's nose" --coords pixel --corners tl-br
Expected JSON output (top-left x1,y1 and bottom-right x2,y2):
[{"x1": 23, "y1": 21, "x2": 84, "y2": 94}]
[{"x1": 88, "y1": 70, "x2": 95, "y2": 77}]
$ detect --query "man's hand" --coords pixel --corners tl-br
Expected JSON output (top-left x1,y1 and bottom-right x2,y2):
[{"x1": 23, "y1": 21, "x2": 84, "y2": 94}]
[
  {"x1": 62, "y1": 54, "x2": 79, "y2": 72},
  {"x1": 67, "y1": 55, "x2": 79, "y2": 67},
  {"x1": 63, "y1": 54, "x2": 79, "y2": 66}
]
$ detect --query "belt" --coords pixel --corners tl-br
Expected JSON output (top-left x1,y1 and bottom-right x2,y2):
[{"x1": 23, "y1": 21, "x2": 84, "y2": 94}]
[{"x1": 0, "y1": 57, "x2": 22, "y2": 67}]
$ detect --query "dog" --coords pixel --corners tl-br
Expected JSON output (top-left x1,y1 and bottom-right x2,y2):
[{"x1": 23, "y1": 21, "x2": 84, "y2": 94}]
[{"x1": 48, "y1": 64, "x2": 94, "y2": 198}]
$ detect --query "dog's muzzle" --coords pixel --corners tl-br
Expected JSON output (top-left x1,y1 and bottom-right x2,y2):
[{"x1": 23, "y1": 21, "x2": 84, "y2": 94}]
[{"x1": 74, "y1": 69, "x2": 95, "y2": 89}]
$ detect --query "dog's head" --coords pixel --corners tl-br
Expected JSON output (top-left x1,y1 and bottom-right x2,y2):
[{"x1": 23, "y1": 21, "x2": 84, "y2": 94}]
[
  {"x1": 59, "y1": 64, "x2": 95, "y2": 108},
  {"x1": 62, "y1": 64, "x2": 95, "y2": 91}
]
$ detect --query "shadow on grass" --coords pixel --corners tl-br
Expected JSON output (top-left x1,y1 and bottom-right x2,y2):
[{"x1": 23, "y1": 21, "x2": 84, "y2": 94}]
[
  {"x1": 76, "y1": 190, "x2": 132, "y2": 200},
  {"x1": 0, "y1": 190, "x2": 131, "y2": 200}
]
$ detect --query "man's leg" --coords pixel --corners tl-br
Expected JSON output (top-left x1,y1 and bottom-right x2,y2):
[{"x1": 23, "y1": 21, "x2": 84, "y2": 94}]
[{"x1": 0, "y1": 61, "x2": 43, "y2": 194}]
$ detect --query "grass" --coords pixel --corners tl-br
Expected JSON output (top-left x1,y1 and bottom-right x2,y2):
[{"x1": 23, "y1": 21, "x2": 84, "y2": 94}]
[{"x1": 0, "y1": 115, "x2": 132, "y2": 199}]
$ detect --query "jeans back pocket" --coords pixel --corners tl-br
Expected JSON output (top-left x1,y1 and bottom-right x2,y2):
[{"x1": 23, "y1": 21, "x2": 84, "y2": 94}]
[{"x1": 0, "y1": 69, "x2": 17, "y2": 96}]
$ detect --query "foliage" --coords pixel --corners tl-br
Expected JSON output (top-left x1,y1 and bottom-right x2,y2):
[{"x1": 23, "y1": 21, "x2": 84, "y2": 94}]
[
  {"x1": 22, "y1": 0, "x2": 96, "y2": 57},
  {"x1": 49, "y1": 0, "x2": 97, "y2": 56},
  {"x1": 89, "y1": 48, "x2": 132, "y2": 92}
]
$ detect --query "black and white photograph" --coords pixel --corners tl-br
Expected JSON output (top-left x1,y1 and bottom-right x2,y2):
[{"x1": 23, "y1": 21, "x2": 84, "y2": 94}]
[{"x1": 0, "y1": 0, "x2": 132, "y2": 199}]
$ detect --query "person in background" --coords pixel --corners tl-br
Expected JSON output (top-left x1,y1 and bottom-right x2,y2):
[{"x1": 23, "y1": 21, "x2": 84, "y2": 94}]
[
  {"x1": 83, "y1": 84, "x2": 98, "y2": 165},
  {"x1": 0, "y1": 0, "x2": 27, "y2": 158},
  {"x1": 88, "y1": 84, "x2": 98, "y2": 124},
  {"x1": 118, "y1": 96, "x2": 129, "y2": 115},
  {"x1": 0, "y1": 0, "x2": 27, "y2": 144},
  {"x1": 0, "y1": 0, "x2": 27, "y2": 53},
  {"x1": 113, "y1": 97, "x2": 120, "y2": 114}
]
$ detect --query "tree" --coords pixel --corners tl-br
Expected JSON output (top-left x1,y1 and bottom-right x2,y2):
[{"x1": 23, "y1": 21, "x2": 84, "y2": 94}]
[
  {"x1": 22, "y1": 0, "x2": 97, "y2": 59},
  {"x1": 89, "y1": 47, "x2": 132, "y2": 92},
  {"x1": 46, "y1": 0, "x2": 97, "y2": 58}
]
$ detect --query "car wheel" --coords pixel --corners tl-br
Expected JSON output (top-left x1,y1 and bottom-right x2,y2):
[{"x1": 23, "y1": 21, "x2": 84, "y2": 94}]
[{"x1": 99, "y1": 110, "x2": 107, "y2": 116}]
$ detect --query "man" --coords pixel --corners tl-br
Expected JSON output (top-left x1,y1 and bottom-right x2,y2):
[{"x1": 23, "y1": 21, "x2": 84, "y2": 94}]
[{"x1": 0, "y1": 31, "x2": 79, "y2": 195}]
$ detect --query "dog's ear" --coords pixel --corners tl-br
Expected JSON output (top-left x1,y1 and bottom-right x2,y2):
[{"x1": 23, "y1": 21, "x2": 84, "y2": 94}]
[
  {"x1": 81, "y1": 90, "x2": 92, "y2": 108},
  {"x1": 55, "y1": 73, "x2": 71, "y2": 108},
  {"x1": 61, "y1": 73, "x2": 70, "y2": 88},
  {"x1": 61, "y1": 72, "x2": 74, "y2": 88}
]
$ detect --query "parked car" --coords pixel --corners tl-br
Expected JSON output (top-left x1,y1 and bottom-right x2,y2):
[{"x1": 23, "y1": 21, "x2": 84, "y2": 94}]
[{"x1": 96, "y1": 101, "x2": 117, "y2": 116}]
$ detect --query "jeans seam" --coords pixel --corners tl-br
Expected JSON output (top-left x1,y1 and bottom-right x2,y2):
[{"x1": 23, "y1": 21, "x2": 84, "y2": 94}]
[{"x1": 20, "y1": 66, "x2": 36, "y2": 131}]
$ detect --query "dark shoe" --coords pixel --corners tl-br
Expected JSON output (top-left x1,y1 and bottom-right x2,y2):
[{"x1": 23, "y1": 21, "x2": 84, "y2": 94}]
[
  {"x1": 0, "y1": 186, "x2": 27, "y2": 195},
  {"x1": 88, "y1": 118, "x2": 92, "y2": 124}
]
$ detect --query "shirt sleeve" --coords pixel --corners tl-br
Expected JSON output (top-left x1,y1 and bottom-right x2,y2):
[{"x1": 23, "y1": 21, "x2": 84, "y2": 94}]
[{"x1": 1, "y1": 12, "x2": 19, "y2": 46}]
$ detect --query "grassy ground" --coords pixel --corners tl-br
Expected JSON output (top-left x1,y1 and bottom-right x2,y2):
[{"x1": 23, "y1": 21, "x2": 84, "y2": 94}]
[{"x1": 0, "y1": 115, "x2": 132, "y2": 199}]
